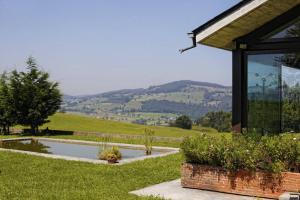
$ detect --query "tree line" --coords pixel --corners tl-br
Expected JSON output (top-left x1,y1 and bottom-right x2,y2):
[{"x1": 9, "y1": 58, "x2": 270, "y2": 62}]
[
  {"x1": 171, "y1": 111, "x2": 232, "y2": 132},
  {"x1": 0, "y1": 57, "x2": 62, "y2": 135},
  {"x1": 196, "y1": 111, "x2": 232, "y2": 132}
]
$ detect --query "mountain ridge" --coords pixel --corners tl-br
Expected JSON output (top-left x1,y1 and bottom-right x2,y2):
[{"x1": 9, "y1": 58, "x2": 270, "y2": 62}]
[
  {"x1": 64, "y1": 80, "x2": 231, "y2": 98},
  {"x1": 62, "y1": 80, "x2": 232, "y2": 125}
]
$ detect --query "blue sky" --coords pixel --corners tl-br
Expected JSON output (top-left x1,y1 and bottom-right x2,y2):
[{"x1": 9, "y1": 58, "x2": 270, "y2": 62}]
[{"x1": 0, "y1": 0, "x2": 238, "y2": 95}]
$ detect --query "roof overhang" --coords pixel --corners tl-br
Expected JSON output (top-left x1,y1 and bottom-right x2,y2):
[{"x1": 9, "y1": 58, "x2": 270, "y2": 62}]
[{"x1": 192, "y1": 0, "x2": 300, "y2": 51}]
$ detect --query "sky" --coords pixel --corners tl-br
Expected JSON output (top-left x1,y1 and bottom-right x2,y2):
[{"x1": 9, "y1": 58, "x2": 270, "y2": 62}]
[{"x1": 0, "y1": 0, "x2": 239, "y2": 95}]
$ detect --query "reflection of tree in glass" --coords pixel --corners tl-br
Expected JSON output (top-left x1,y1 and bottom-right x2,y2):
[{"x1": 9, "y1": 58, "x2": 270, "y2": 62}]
[
  {"x1": 277, "y1": 19, "x2": 300, "y2": 66},
  {"x1": 278, "y1": 53, "x2": 300, "y2": 68},
  {"x1": 286, "y1": 19, "x2": 300, "y2": 37},
  {"x1": 248, "y1": 72, "x2": 280, "y2": 134},
  {"x1": 282, "y1": 82, "x2": 300, "y2": 132},
  {"x1": 0, "y1": 139, "x2": 49, "y2": 153}
]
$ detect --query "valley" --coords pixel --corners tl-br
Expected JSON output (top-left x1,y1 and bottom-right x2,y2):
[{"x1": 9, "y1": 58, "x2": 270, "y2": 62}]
[{"x1": 62, "y1": 80, "x2": 232, "y2": 125}]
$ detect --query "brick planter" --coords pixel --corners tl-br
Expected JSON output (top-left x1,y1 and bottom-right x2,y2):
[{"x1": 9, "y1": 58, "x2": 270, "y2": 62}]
[{"x1": 181, "y1": 163, "x2": 300, "y2": 199}]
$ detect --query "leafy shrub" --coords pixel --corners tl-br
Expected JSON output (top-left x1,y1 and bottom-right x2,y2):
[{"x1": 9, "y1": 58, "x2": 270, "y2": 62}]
[
  {"x1": 173, "y1": 115, "x2": 192, "y2": 129},
  {"x1": 181, "y1": 133, "x2": 300, "y2": 173},
  {"x1": 99, "y1": 146, "x2": 122, "y2": 161}
]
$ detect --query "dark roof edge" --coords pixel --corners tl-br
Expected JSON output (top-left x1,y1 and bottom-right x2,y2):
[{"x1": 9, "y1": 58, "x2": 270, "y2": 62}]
[{"x1": 192, "y1": 0, "x2": 253, "y2": 35}]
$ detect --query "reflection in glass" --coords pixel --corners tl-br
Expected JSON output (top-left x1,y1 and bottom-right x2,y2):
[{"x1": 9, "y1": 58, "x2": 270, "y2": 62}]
[
  {"x1": 264, "y1": 16, "x2": 300, "y2": 39},
  {"x1": 282, "y1": 66, "x2": 300, "y2": 132},
  {"x1": 247, "y1": 55, "x2": 281, "y2": 134},
  {"x1": 247, "y1": 53, "x2": 300, "y2": 134}
]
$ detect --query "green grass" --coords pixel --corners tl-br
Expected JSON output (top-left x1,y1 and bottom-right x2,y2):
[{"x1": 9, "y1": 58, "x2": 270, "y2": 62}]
[
  {"x1": 0, "y1": 151, "x2": 182, "y2": 200},
  {"x1": 35, "y1": 113, "x2": 220, "y2": 138},
  {"x1": 13, "y1": 112, "x2": 228, "y2": 147}
]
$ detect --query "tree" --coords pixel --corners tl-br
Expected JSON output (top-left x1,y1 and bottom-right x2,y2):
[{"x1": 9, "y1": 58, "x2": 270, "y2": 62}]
[
  {"x1": 10, "y1": 57, "x2": 62, "y2": 135},
  {"x1": 174, "y1": 115, "x2": 192, "y2": 130},
  {"x1": 0, "y1": 73, "x2": 15, "y2": 134},
  {"x1": 198, "y1": 111, "x2": 231, "y2": 132}
]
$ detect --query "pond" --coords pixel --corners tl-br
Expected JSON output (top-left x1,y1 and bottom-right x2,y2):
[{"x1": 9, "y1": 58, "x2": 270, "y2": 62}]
[{"x1": 0, "y1": 138, "x2": 174, "y2": 162}]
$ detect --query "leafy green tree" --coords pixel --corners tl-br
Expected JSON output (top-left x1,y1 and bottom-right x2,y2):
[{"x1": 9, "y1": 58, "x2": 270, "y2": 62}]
[
  {"x1": 174, "y1": 115, "x2": 192, "y2": 130},
  {"x1": 10, "y1": 57, "x2": 62, "y2": 135},
  {"x1": 0, "y1": 73, "x2": 15, "y2": 134},
  {"x1": 198, "y1": 111, "x2": 231, "y2": 132}
]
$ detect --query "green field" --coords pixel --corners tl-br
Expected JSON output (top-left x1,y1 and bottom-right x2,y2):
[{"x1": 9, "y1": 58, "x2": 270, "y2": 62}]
[
  {"x1": 13, "y1": 112, "x2": 224, "y2": 148},
  {"x1": 37, "y1": 113, "x2": 219, "y2": 138}
]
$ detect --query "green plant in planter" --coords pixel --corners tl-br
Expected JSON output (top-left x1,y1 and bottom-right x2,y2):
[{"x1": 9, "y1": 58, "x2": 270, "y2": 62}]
[
  {"x1": 98, "y1": 146, "x2": 122, "y2": 163},
  {"x1": 181, "y1": 133, "x2": 300, "y2": 173},
  {"x1": 144, "y1": 128, "x2": 155, "y2": 155}
]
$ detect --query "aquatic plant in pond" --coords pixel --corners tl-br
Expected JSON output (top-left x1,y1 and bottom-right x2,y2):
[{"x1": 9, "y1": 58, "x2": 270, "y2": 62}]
[
  {"x1": 98, "y1": 146, "x2": 122, "y2": 163},
  {"x1": 144, "y1": 128, "x2": 155, "y2": 155},
  {"x1": 100, "y1": 135, "x2": 112, "y2": 151}
]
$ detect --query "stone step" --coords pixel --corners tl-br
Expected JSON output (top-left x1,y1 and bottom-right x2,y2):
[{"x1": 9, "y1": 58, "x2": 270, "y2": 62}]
[{"x1": 279, "y1": 193, "x2": 300, "y2": 200}]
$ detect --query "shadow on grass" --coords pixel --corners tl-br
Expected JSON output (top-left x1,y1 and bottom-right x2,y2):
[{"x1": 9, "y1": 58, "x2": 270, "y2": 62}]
[{"x1": 21, "y1": 129, "x2": 74, "y2": 136}]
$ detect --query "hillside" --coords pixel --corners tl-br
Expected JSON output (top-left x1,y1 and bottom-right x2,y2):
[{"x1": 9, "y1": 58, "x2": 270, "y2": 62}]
[
  {"x1": 62, "y1": 80, "x2": 232, "y2": 124},
  {"x1": 41, "y1": 113, "x2": 217, "y2": 138}
]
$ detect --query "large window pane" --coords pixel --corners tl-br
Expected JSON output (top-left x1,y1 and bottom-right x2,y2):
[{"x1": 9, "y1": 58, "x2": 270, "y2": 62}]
[
  {"x1": 247, "y1": 54, "x2": 281, "y2": 134},
  {"x1": 281, "y1": 59, "x2": 300, "y2": 132},
  {"x1": 247, "y1": 53, "x2": 300, "y2": 134}
]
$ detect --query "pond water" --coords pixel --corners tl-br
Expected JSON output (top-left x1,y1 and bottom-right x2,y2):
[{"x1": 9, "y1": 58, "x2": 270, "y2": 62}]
[{"x1": 0, "y1": 139, "x2": 163, "y2": 160}]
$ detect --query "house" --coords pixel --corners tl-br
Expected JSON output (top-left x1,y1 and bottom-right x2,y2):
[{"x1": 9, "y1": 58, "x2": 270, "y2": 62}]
[{"x1": 183, "y1": 0, "x2": 300, "y2": 134}]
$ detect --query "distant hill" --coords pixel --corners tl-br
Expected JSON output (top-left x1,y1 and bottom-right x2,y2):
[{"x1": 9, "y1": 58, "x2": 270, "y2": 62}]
[{"x1": 62, "y1": 80, "x2": 232, "y2": 125}]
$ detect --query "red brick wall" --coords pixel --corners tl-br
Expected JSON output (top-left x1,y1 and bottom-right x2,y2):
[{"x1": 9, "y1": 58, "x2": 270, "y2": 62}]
[{"x1": 181, "y1": 163, "x2": 300, "y2": 199}]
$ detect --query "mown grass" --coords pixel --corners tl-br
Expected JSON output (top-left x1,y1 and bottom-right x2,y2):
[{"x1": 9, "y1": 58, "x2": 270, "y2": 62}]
[
  {"x1": 33, "y1": 113, "x2": 221, "y2": 138},
  {"x1": 0, "y1": 151, "x2": 182, "y2": 200}
]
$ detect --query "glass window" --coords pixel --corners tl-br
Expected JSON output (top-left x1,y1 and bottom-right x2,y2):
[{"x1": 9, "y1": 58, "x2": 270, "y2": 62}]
[
  {"x1": 247, "y1": 54, "x2": 281, "y2": 134},
  {"x1": 263, "y1": 17, "x2": 300, "y2": 39},
  {"x1": 282, "y1": 65, "x2": 300, "y2": 132},
  {"x1": 247, "y1": 53, "x2": 300, "y2": 134}
]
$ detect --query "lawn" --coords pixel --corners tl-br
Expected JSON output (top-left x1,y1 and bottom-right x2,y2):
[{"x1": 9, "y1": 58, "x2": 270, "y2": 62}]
[
  {"x1": 34, "y1": 113, "x2": 219, "y2": 138},
  {"x1": 0, "y1": 150, "x2": 182, "y2": 200}
]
